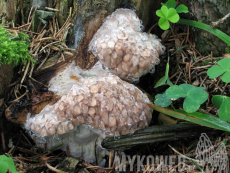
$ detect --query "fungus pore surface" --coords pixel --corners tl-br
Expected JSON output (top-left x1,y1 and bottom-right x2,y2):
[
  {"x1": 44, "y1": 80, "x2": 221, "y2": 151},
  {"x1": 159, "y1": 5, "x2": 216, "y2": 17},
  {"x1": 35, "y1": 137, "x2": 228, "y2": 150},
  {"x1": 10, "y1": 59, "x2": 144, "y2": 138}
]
[{"x1": 89, "y1": 8, "x2": 165, "y2": 82}]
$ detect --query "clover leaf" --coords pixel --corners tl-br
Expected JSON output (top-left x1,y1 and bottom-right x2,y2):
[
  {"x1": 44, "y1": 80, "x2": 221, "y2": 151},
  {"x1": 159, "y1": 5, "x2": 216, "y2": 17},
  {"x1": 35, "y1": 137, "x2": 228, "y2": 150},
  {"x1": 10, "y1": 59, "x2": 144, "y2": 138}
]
[
  {"x1": 158, "y1": 17, "x2": 170, "y2": 30},
  {"x1": 165, "y1": 84, "x2": 208, "y2": 113},
  {"x1": 0, "y1": 155, "x2": 19, "y2": 173},
  {"x1": 156, "y1": 5, "x2": 179, "y2": 30},
  {"x1": 154, "y1": 93, "x2": 172, "y2": 107},
  {"x1": 212, "y1": 95, "x2": 230, "y2": 121},
  {"x1": 207, "y1": 58, "x2": 230, "y2": 83},
  {"x1": 167, "y1": 8, "x2": 179, "y2": 23},
  {"x1": 176, "y1": 4, "x2": 189, "y2": 13},
  {"x1": 157, "y1": 0, "x2": 188, "y2": 30},
  {"x1": 161, "y1": 0, "x2": 176, "y2": 9},
  {"x1": 153, "y1": 84, "x2": 208, "y2": 113}
]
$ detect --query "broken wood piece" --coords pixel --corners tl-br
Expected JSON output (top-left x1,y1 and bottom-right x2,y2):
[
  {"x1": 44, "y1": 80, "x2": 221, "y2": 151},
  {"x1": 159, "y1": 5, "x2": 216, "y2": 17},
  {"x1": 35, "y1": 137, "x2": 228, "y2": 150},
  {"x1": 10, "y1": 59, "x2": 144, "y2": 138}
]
[
  {"x1": 45, "y1": 7, "x2": 59, "y2": 12},
  {"x1": 101, "y1": 123, "x2": 211, "y2": 149}
]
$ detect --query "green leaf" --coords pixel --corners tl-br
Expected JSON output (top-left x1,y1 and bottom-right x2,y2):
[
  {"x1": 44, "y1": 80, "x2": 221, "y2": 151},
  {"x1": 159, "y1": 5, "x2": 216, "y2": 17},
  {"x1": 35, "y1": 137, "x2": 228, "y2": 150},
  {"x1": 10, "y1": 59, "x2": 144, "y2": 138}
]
[
  {"x1": 165, "y1": 85, "x2": 186, "y2": 100},
  {"x1": 154, "y1": 62, "x2": 173, "y2": 88},
  {"x1": 177, "y1": 19, "x2": 230, "y2": 46},
  {"x1": 217, "y1": 58, "x2": 230, "y2": 69},
  {"x1": 212, "y1": 95, "x2": 230, "y2": 121},
  {"x1": 212, "y1": 95, "x2": 224, "y2": 109},
  {"x1": 207, "y1": 58, "x2": 230, "y2": 82},
  {"x1": 179, "y1": 84, "x2": 207, "y2": 113},
  {"x1": 156, "y1": 9, "x2": 165, "y2": 18},
  {"x1": 176, "y1": 4, "x2": 189, "y2": 13},
  {"x1": 221, "y1": 69, "x2": 230, "y2": 83},
  {"x1": 154, "y1": 76, "x2": 167, "y2": 88},
  {"x1": 148, "y1": 104, "x2": 230, "y2": 132},
  {"x1": 158, "y1": 17, "x2": 170, "y2": 30},
  {"x1": 161, "y1": 5, "x2": 168, "y2": 17},
  {"x1": 0, "y1": 160, "x2": 8, "y2": 173},
  {"x1": 219, "y1": 98, "x2": 230, "y2": 121},
  {"x1": 179, "y1": 110, "x2": 230, "y2": 132},
  {"x1": 183, "y1": 98, "x2": 200, "y2": 113},
  {"x1": 154, "y1": 93, "x2": 172, "y2": 107},
  {"x1": 164, "y1": 0, "x2": 176, "y2": 8},
  {"x1": 207, "y1": 65, "x2": 226, "y2": 79},
  {"x1": 165, "y1": 61, "x2": 170, "y2": 78},
  {"x1": 167, "y1": 8, "x2": 180, "y2": 23},
  {"x1": 0, "y1": 155, "x2": 19, "y2": 173},
  {"x1": 167, "y1": 78, "x2": 174, "y2": 86},
  {"x1": 179, "y1": 84, "x2": 195, "y2": 94},
  {"x1": 166, "y1": 84, "x2": 208, "y2": 113}
]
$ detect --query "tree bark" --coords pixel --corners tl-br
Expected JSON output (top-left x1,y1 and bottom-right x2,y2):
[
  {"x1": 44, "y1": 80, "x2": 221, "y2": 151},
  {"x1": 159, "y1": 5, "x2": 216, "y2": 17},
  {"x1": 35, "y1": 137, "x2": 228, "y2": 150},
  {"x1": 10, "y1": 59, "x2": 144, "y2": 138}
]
[{"x1": 183, "y1": 0, "x2": 230, "y2": 56}]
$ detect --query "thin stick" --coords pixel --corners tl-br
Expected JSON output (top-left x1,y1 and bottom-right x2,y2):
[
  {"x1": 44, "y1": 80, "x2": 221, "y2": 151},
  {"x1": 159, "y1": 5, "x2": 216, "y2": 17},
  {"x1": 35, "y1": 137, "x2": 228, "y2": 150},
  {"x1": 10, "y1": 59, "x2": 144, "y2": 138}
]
[
  {"x1": 210, "y1": 12, "x2": 230, "y2": 28},
  {"x1": 109, "y1": 151, "x2": 112, "y2": 168},
  {"x1": 9, "y1": 90, "x2": 27, "y2": 103},
  {"x1": 36, "y1": 48, "x2": 50, "y2": 70},
  {"x1": 29, "y1": 76, "x2": 48, "y2": 88},
  {"x1": 55, "y1": 7, "x2": 72, "y2": 38},
  {"x1": 1, "y1": 131, "x2": 6, "y2": 152},
  {"x1": 40, "y1": 41, "x2": 60, "y2": 52},
  {"x1": 29, "y1": 64, "x2": 34, "y2": 78},
  {"x1": 17, "y1": 23, "x2": 30, "y2": 29},
  {"x1": 188, "y1": 59, "x2": 192, "y2": 84},
  {"x1": 45, "y1": 7, "x2": 59, "y2": 12},
  {"x1": 19, "y1": 29, "x2": 39, "y2": 35},
  {"x1": 46, "y1": 162, "x2": 68, "y2": 173},
  {"x1": 27, "y1": 7, "x2": 34, "y2": 23},
  {"x1": 20, "y1": 131, "x2": 32, "y2": 147},
  {"x1": 20, "y1": 61, "x2": 30, "y2": 87},
  {"x1": 147, "y1": 22, "x2": 158, "y2": 35},
  {"x1": 38, "y1": 37, "x2": 59, "y2": 42}
]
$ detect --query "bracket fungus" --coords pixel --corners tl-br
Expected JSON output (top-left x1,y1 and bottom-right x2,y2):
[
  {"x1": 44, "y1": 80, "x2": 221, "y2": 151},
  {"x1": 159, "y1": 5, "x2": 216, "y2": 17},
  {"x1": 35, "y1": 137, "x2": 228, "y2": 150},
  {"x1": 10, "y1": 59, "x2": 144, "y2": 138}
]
[
  {"x1": 89, "y1": 8, "x2": 165, "y2": 82},
  {"x1": 24, "y1": 62, "x2": 152, "y2": 165}
]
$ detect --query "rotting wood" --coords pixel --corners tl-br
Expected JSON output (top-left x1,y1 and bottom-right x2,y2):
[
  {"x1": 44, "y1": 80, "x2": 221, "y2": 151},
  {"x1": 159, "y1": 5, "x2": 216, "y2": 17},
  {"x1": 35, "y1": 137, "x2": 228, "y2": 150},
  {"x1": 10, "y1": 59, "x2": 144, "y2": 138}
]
[{"x1": 102, "y1": 123, "x2": 211, "y2": 150}]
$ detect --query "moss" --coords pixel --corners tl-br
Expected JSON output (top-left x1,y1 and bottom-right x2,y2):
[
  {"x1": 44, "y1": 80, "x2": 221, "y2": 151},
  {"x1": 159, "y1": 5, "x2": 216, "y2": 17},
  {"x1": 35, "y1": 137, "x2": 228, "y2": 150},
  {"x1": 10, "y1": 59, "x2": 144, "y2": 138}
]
[{"x1": 0, "y1": 25, "x2": 35, "y2": 66}]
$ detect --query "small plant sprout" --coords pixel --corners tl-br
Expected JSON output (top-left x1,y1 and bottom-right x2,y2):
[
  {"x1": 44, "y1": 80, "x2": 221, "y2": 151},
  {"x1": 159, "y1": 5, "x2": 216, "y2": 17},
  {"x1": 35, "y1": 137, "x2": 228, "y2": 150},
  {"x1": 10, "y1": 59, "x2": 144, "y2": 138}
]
[
  {"x1": 154, "y1": 84, "x2": 208, "y2": 113},
  {"x1": 212, "y1": 95, "x2": 230, "y2": 121},
  {"x1": 156, "y1": 0, "x2": 188, "y2": 30},
  {"x1": 154, "y1": 58, "x2": 173, "y2": 88},
  {"x1": 207, "y1": 58, "x2": 230, "y2": 83},
  {"x1": 0, "y1": 155, "x2": 19, "y2": 173}
]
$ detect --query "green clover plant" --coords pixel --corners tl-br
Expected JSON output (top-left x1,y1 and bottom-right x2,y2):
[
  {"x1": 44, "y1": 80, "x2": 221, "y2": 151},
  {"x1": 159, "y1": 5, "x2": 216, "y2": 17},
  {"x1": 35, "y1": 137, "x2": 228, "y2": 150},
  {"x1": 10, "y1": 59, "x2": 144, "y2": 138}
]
[
  {"x1": 156, "y1": 0, "x2": 230, "y2": 46},
  {"x1": 150, "y1": 0, "x2": 230, "y2": 130},
  {"x1": 212, "y1": 95, "x2": 230, "y2": 121},
  {"x1": 154, "y1": 84, "x2": 208, "y2": 113},
  {"x1": 0, "y1": 155, "x2": 19, "y2": 173},
  {"x1": 206, "y1": 58, "x2": 230, "y2": 121},
  {"x1": 156, "y1": 0, "x2": 188, "y2": 30},
  {"x1": 207, "y1": 58, "x2": 230, "y2": 83}
]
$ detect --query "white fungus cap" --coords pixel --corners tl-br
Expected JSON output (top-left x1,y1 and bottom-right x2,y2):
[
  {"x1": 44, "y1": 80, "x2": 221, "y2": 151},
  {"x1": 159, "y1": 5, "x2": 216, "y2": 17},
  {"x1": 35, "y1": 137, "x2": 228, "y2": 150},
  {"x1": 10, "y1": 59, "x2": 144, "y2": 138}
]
[{"x1": 88, "y1": 8, "x2": 165, "y2": 82}]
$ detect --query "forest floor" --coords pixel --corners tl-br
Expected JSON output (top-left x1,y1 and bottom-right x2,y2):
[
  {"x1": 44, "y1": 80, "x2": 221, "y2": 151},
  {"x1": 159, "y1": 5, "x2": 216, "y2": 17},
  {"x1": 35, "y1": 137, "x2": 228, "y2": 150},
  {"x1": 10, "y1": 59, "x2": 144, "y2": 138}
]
[{"x1": 0, "y1": 8, "x2": 230, "y2": 173}]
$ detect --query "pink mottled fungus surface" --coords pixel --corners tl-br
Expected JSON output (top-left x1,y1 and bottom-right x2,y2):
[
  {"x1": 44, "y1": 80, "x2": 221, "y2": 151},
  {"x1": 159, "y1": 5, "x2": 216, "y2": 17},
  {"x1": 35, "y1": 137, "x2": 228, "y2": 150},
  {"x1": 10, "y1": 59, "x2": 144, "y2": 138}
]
[
  {"x1": 89, "y1": 8, "x2": 165, "y2": 82},
  {"x1": 23, "y1": 8, "x2": 165, "y2": 165},
  {"x1": 25, "y1": 62, "x2": 152, "y2": 164},
  {"x1": 27, "y1": 74, "x2": 152, "y2": 137}
]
